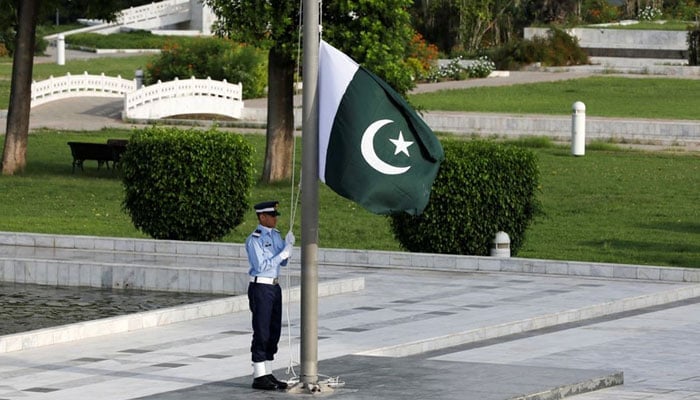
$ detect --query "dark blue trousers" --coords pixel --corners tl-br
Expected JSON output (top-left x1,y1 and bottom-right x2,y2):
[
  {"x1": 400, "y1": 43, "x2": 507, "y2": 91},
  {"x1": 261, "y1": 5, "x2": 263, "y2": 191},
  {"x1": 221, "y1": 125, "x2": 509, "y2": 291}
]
[{"x1": 248, "y1": 282, "x2": 282, "y2": 363}]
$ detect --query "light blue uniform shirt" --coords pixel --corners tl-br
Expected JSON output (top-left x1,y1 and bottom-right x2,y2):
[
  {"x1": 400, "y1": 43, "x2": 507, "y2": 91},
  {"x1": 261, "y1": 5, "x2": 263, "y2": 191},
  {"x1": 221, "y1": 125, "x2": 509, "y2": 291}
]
[{"x1": 245, "y1": 224, "x2": 288, "y2": 278}]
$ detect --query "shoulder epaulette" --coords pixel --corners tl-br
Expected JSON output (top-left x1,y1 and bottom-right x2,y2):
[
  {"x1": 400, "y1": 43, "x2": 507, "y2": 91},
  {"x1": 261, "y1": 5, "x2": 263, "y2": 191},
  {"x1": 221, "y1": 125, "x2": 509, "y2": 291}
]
[
  {"x1": 252, "y1": 229, "x2": 261, "y2": 238},
  {"x1": 273, "y1": 228, "x2": 280, "y2": 233}
]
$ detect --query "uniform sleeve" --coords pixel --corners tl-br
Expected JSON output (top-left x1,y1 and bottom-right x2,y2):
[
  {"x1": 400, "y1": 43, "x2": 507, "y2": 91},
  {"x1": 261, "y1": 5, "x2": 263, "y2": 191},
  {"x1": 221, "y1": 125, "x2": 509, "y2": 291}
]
[{"x1": 246, "y1": 235, "x2": 286, "y2": 275}]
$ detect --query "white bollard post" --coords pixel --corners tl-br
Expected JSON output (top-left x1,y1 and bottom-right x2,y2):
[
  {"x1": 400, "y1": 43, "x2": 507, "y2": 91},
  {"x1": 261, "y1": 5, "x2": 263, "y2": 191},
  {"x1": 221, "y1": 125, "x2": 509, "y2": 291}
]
[
  {"x1": 135, "y1": 68, "x2": 144, "y2": 89},
  {"x1": 490, "y1": 231, "x2": 511, "y2": 258},
  {"x1": 56, "y1": 34, "x2": 65, "y2": 66},
  {"x1": 571, "y1": 101, "x2": 586, "y2": 156}
]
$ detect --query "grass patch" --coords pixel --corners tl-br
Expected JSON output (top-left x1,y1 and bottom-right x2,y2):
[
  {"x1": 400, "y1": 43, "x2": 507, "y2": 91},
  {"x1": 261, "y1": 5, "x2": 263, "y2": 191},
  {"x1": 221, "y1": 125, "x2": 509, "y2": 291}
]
[
  {"x1": 586, "y1": 21, "x2": 698, "y2": 30},
  {"x1": 409, "y1": 76, "x2": 700, "y2": 120},
  {"x1": 37, "y1": 24, "x2": 85, "y2": 36},
  {"x1": 503, "y1": 136, "x2": 557, "y2": 149},
  {"x1": 0, "y1": 55, "x2": 154, "y2": 109},
  {"x1": 22, "y1": 55, "x2": 153, "y2": 80},
  {"x1": 1, "y1": 129, "x2": 698, "y2": 269},
  {"x1": 519, "y1": 147, "x2": 700, "y2": 268},
  {"x1": 66, "y1": 31, "x2": 209, "y2": 50}
]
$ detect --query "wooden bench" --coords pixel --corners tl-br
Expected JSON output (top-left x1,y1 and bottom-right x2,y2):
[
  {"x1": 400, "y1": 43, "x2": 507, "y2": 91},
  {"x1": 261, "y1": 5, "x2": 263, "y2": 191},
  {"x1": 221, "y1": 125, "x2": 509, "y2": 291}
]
[
  {"x1": 107, "y1": 139, "x2": 128, "y2": 168},
  {"x1": 67, "y1": 140, "x2": 128, "y2": 173}
]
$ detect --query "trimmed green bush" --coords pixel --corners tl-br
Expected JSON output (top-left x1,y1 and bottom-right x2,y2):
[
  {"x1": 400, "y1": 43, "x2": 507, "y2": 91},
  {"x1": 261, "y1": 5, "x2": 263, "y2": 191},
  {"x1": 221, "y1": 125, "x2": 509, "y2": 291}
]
[
  {"x1": 582, "y1": 0, "x2": 622, "y2": 24},
  {"x1": 389, "y1": 140, "x2": 541, "y2": 256},
  {"x1": 689, "y1": 25, "x2": 700, "y2": 66},
  {"x1": 121, "y1": 126, "x2": 254, "y2": 241},
  {"x1": 146, "y1": 37, "x2": 267, "y2": 99},
  {"x1": 67, "y1": 30, "x2": 177, "y2": 50},
  {"x1": 0, "y1": 29, "x2": 47, "y2": 57},
  {"x1": 489, "y1": 27, "x2": 589, "y2": 70}
]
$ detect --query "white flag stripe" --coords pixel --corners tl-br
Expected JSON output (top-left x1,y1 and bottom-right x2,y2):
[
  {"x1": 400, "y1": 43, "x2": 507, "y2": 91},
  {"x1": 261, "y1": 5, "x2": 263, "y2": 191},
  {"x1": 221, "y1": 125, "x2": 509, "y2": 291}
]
[{"x1": 318, "y1": 40, "x2": 360, "y2": 182}]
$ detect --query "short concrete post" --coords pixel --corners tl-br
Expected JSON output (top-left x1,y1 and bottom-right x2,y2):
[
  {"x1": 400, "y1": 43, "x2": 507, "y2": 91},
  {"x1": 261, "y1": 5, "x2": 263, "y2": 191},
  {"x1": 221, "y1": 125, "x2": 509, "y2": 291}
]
[
  {"x1": 490, "y1": 231, "x2": 511, "y2": 258},
  {"x1": 135, "y1": 68, "x2": 144, "y2": 89},
  {"x1": 571, "y1": 101, "x2": 586, "y2": 156},
  {"x1": 56, "y1": 34, "x2": 65, "y2": 66}
]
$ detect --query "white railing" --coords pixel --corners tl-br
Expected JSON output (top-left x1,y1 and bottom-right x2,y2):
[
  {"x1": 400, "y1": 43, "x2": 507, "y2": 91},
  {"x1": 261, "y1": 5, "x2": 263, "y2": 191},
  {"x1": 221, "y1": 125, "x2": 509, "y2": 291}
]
[
  {"x1": 45, "y1": 0, "x2": 192, "y2": 40},
  {"x1": 31, "y1": 72, "x2": 137, "y2": 107},
  {"x1": 117, "y1": 0, "x2": 191, "y2": 29},
  {"x1": 119, "y1": 0, "x2": 190, "y2": 24},
  {"x1": 124, "y1": 76, "x2": 244, "y2": 120}
]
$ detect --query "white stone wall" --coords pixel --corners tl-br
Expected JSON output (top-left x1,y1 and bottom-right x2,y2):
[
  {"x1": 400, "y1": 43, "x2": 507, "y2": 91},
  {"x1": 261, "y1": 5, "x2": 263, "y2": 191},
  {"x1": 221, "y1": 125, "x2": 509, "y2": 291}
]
[
  {"x1": 524, "y1": 27, "x2": 687, "y2": 50},
  {"x1": 189, "y1": 0, "x2": 216, "y2": 34}
]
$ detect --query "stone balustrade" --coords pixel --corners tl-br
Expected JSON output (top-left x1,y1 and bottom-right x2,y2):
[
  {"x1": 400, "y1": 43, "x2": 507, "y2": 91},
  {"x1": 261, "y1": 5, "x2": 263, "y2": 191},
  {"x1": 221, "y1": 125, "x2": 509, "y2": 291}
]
[
  {"x1": 524, "y1": 26, "x2": 689, "y2": 60},
  {"x1": 30, "y1": 73, "x2": 244, "y2": 121},
  {"x1": 123, "y1": 77, "x2": 244, "y2": 120},
  {"x1": 31, "y1": 72, "x2": 137, "y2": 107}
]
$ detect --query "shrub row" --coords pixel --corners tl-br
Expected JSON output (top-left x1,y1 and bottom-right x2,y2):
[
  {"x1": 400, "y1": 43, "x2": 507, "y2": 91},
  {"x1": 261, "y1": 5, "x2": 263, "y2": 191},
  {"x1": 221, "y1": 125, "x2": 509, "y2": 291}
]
[
  {"x1": 390, "y1": 140, "x2": 541, "y2": 256},
  {"x1": 489, "y1": 27, "x2": 589, "y2": 70},
  {"x1": 67, "y1": 30, "x2": 183, "y2": 50},
  {"x1": 145, "y1": 37, "x2": 268, "y2": 99},
  {"x1": 121, "y1": 126, "x2": 254, "y2": 241},
  {"x1": 689, "y1": 25, "x2": 700, "y2": 66}
]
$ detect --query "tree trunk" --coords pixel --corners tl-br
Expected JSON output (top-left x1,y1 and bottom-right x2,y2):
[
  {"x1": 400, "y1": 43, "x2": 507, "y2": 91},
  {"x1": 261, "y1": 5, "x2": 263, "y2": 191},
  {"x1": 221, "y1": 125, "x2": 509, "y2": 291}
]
[
  {"x1": 261, "y1": 45, "x2": 295, "y2": 183},
  {"x1": 2, "y1": 0, "x2": 39, "y2": 176}
]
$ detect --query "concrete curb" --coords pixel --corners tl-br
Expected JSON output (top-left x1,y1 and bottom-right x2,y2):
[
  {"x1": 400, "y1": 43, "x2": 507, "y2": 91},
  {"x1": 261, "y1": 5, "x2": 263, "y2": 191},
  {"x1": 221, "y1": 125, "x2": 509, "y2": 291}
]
[
  {"x1": 1, "y1": 231, "x2": 698, "y2": 283},
  {"x1": 533, "y1": 371, "x2": 625, "y2": 400},
  {"x1": 0, "y1": 276, "x2": 365, "y2": 353}
]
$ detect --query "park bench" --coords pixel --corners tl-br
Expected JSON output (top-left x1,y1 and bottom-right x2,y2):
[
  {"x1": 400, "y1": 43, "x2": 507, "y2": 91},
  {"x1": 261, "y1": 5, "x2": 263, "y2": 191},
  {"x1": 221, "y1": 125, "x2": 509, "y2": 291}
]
[{"x1": 67, "y1": 139, "x2": 128, "y2": 173}]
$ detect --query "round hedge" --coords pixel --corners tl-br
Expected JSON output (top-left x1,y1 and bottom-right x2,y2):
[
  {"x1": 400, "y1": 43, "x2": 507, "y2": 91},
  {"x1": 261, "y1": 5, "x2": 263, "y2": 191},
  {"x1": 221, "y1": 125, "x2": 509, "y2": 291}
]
[
  {"x1": 389, "y1": 140, "x2": 541, "y2": 256},
  {"x1": 121, "y1": 126, "x2": 254, "y2": 241}
]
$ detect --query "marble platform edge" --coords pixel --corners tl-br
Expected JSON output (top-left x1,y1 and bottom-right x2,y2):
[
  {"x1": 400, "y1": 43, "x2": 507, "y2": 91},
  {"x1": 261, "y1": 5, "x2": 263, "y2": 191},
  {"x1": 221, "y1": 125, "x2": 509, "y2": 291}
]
[
  {"x1": 0, "y1": 231, "x2": 247, "y2": 259},
  {"x1": 0, "y1": 255, "x2": 266, "y2": 295},
  {"x1": 521, "y1": 370, "x2": 625, "y2": 400},
  {"x1": 356, "y1": 283, "x2": 700, "y2": 358},
  {"x1": 1, "y1": 231, "x2": 697, "y2": 283},
  {"x1": 0, "y1": 276, "x2": 365, "y2": 354}
]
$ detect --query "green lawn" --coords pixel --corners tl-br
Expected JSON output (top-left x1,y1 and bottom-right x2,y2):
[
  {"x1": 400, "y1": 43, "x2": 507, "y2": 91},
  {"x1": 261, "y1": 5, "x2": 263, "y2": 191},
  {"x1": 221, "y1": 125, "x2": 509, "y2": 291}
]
[
  {"x1": 1, "y1": 130, "x2": 698, "y2": 269},
  {"x1": 589, "y1": 21, "x2": 698, "y2": 30},
  {"x1": 517, "y1": 145, "x2": 699, "y2": 268},
  {"x1": 408, "y1": 76, "x2": 700, "y2": 120}
]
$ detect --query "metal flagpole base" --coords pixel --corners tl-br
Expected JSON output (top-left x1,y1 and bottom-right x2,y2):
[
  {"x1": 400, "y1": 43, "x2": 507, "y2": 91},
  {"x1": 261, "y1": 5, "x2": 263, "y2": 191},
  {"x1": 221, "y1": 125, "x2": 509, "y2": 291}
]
[{"x1": 286, "y1": 377, "x2": 344, "y2": 395}]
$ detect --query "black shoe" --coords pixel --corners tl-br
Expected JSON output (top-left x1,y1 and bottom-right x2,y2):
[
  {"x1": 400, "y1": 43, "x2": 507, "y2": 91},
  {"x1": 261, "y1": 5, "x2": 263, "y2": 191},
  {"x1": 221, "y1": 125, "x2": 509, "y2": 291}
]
[
  {"x1": 252, "y1": 375, "x2": 278, "y2": 390},
  {"x1": 269, "y1": 374, "x2": 288, "y2": 390}
]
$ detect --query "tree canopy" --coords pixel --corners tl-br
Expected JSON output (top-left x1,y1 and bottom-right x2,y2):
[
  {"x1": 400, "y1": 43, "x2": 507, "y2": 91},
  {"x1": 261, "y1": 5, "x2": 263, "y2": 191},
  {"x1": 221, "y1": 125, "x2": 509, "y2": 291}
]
[{"x1": 204, "y1": 0, "x2": 419, "y2": 182}]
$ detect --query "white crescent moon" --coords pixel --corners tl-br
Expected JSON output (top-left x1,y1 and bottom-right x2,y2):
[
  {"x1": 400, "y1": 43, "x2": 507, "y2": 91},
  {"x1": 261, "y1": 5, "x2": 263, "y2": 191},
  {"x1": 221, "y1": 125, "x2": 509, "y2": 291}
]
[{"x1": 361, "y1": 119, "x2": 411, "y2": 175}]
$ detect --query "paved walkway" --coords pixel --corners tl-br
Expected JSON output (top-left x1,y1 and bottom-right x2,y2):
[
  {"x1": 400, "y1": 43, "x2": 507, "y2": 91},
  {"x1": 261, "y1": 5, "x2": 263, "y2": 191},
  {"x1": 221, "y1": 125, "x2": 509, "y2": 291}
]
[{"x1": 1, "y1": 233, "x2": 700, "y2": 400}]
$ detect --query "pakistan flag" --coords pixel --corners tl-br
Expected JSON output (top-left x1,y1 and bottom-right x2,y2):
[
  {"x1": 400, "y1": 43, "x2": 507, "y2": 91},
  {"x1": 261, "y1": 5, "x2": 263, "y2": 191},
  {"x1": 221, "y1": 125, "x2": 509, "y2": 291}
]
[{"x1": 318, "y1": 40, "x2": 444, "y2": 215}]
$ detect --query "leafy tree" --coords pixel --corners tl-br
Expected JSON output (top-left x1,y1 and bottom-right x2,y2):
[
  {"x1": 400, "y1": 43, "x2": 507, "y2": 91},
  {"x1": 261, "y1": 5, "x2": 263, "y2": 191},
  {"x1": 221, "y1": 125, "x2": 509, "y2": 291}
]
[
  {"x1": 0, "y1": 0, "x2": 18, "y2": 55},
  {"x1": 203, "y1": 0, "x2": 418, "y2": 183},
  {"x1": 48, "y1": 0, "x2": 155, "y2": 25},
  {"x1": 412, "y1": 0, "x2": 596, "y2": 55},
  {"x1": 412, "y1": 0, "x2": 529, "y2": 54},
  {"x1": 411, "y1": 0, "x2": 461, "y2": 54},
  {"x1": 204, "y1": 0, "x2": 298, "y2": 184},
  {"x1": 2, "y1": 0, "x2": 39, "y2": 176},
  {"x1": 322, "y1": 0, "x2": 417, "y2": 96},
  {"x1": 1, "y1": 0, "x2": 153, "y2": 176},
  {"x1": 522, "y1": 0, "x2": 580, "y2": 24}
]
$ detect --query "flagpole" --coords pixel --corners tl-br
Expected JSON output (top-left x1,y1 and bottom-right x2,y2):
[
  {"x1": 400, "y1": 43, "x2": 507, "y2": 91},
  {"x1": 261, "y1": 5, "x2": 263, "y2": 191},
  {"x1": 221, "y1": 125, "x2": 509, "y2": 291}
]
[{"x1": 300, "y1": 0, "x2": 319, "y2": 389}]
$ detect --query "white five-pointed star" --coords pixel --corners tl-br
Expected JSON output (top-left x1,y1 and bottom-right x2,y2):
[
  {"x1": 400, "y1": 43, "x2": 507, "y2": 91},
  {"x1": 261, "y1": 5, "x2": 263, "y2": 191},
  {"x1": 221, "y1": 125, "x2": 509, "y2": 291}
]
[{"x1": 389, "y1": 131, "x2": 414, "y2": 156}]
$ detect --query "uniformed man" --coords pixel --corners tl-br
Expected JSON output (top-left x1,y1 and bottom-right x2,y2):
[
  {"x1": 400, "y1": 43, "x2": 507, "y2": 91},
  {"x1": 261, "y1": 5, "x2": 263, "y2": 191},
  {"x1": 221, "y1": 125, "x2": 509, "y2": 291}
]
[{"x1": 245, "y1": 200, "x2": 295, "y2": 390}]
